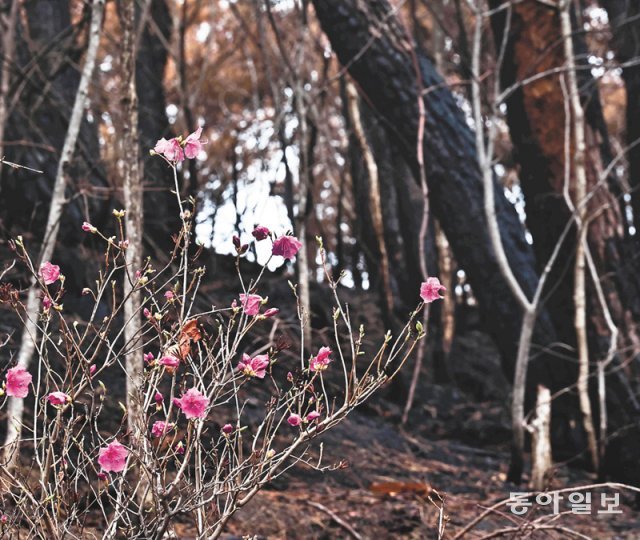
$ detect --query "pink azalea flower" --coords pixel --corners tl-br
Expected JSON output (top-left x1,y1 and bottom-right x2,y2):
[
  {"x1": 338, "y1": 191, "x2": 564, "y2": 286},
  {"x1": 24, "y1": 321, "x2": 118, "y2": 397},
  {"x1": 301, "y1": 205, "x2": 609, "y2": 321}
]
[
  {"x1": 143, "y1": 308, "x2": 151, "y2": 318},
  {"x1": 239, "y1": 293, "x2": 263, "y2": 316},
  {"x1": 5, "y1": 367, "x2": 32, "y2": 398},
  {"x1": 97, "y1": 440, "x2": 129, "y2": 473},
  {"x1": 82, "y1": 221, "x2": 97, "y2": 233},
  {"x1": 420, "y1": 277, "x2": 446, "y2": 303},
  {"x1": 252, "y1": 225, "x2": 270, "y2": 241},
  {"x1": 151, "y1": 421, "x2": 174, "y2": 438},
  {"x1": 160, "y1": 354, "x2": 180, "y2": 373},
  {"x1": 154, "y1": 391, "x2": 163, "y2": 404},
  {"x1": 42, "y1": 296, "x2": 52, "y2": 310},
  {"x1": 46, "y1": 391, "x2": 71, "y2": 406},
  {"x1": 183, "y1": 126, "x2": 208, "y2": 159},
  {"x1": 310, "y1": 346, "x2": 332, "y2": 372},
  {"x1": 39, "y1": 262, "x2": 61, "y2": 285},
  {"x1": 173, "y1": 388, "x2": 209, "y2": 419},
  {"x1": 144, "y1": 352, "x2": 155, "y2": 364},
  {"x1": 237, "y1": 353, "x2": 270, "y2": 379},
  {"x1": 221, "y1": 423, "x2": 234, "y2": 435},
  {"x1": 175, "y1": 441, "x2": 185, "y2": 455},
  {"x1": 272, "y1": 235, "x2": 303, "y2": 260},
  {"x1": 164, "y1": 290, "x2": 175, "y2": 301},
  {"x1": 287, "y1": 413, "x2": 302, "y2": 427},
  {"x1": 262, "y1": 307, "x2": 279, "y2": 319},
  {"x1": 307, "y1": 411, "x2": 321, "y2": 422},
  {"x1": 153, "y1": 137, "x2": 184, "y2": 162},
  {"x1": 89, "y1": 365, "x2": 97, "y2": 377}
]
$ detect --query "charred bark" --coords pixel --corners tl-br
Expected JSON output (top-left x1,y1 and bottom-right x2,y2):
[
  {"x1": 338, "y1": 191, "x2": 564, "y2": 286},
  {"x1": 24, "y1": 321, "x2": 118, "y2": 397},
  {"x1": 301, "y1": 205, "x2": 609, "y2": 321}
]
[
  {"x1": 601, "y1": 0, "x2": 640, "y2": 229},
  {"x1": 311, "y1": 0, "x2": 561, "y2": 394},
  {"x1": 135, "y1": 0, "x2": 181, "y2": 253},
  {"x1": 489, "y1": 0, "x2": 640, "y2": 479}
]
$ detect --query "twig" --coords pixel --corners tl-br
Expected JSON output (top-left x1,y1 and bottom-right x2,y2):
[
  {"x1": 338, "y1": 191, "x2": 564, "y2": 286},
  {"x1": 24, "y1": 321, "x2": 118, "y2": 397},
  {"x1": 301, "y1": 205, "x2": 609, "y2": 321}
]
[
  {"x1": 0, "y1": 157, "x2": 43, "y2": 174},
  {"x1": 307, "y1": 500, "x2": 363, "y2": 540}
]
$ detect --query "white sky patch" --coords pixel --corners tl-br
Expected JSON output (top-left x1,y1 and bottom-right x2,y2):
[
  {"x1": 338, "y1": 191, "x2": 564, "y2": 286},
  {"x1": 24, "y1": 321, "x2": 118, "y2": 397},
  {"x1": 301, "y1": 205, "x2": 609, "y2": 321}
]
[
  {"x1": 196, "y1": 113, "x2": 297, "y2": 271},
  {"x1": 100, "y1": 55, "x2": 112, "y2": 72},
  {"x1": 196, "y1": 22, "x2": 211, "y2": 43},
  {"x1": 166, "y1": 104, "x2": 178, "y2": 124}
]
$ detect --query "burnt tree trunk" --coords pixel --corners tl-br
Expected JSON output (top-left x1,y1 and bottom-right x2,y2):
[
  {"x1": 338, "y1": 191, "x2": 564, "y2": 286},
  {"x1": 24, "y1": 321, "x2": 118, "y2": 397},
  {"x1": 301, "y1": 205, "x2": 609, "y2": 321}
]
[
  {"x1": 135, "y1": 0, "x2": 181, "y2": 253},
  {"x1": 601, "y1": 0, "x2": 640, "y2": 229},
  {"x1": 489, "y1": 0, "x2": 640, "y2": 479},
  {"x1": 310, "y1": 0, "x2": 565, "y2": 396}
]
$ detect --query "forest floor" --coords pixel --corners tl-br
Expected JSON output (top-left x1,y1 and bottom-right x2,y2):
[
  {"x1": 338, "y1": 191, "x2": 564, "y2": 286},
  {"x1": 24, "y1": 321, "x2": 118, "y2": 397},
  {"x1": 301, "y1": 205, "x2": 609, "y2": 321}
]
[
  {"x1": 2, "y1": 261, "x2": 640, "y2": 539},
  {"x1": 216, "y1": 387, "x2": 640, "y2": 540}
]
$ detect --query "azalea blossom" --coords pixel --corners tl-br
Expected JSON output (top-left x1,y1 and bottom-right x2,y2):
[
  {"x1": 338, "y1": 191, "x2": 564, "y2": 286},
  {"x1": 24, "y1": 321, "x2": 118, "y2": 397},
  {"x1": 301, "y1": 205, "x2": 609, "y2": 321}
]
[
  {"x1": 173, "y1": 388, "x2": 209, "y2": 419},
  {"x1": 221, "y1": 423, "x2": 234, "y2": 435},
  {"x1": 160, "y1": 354, "x2": 180, "y2": 374},
  {"x1": 154, "y1": 391, "x2": 163, "y2": 404},
  {"x1": 5, "y1": 367, "x2": 32, "y2": 398},
  {"x1": 89, "y1": 365, "x2": 97, "y2": 377},
  {"x1": 307, "y1": 411, "x2": 321, "y2": 422},
  {"x1": 97, "y1": 440, "x2": 129, "y2": 473},
  {"x1": 262, "y1": 307, "x2": 279, "y2": 319},
  {"x1": 183, "y1": 126, "x2": 208, "y2": 159},
  {"x1": 287, "y1": 413, "x2": 302, "y2": 427},
  {"x1": 40, "y1": 262, "x2": 61, "y2": 285},
  {"x1": 42, "y1": 295, "x2": 52, "y2": 310},
  {"x1": 164, "y1": 290, "x2": 175, "y2": 301},
  {"x1": 143, "y1": 352, "x2": 155, "y2": 363},
  {"x1": 82, "y1": 221, "x2": 97, "y2": 233},
  {"x1": 272, "y1": 235, "x2": 303, "y2": 260},
  {"x1": 420, "y1": 277, "x2": 446, "y2": 303},
  {"x1": 239, "y1": 293, "x2": 262, "y2": 316},
  {"x1": 46, "y1": 391, "x2": 71, "y2": 406},
  {"x1": 151, "y1": 421, "x2": 174, "y2": 438},
  {"x1": 153, "y1": 137, "x2": 184, "y2": 162},
  {"x1": 251, "y1": 225, "x2": 270, "y2": 241},
  {"x1": 237, "y1": 353, "x2": 270, "y2": 379},
  {"x1": 310, "y1": 346, "x2": 332, "y2": 372}
]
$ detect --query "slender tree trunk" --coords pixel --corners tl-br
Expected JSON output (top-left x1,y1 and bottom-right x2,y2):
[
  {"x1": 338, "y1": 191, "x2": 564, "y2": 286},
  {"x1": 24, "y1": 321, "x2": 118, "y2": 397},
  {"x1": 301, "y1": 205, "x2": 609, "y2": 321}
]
[
  {"x1": 0, "y1": 0, "x2": 19, "y2": 160},
  {"x1": 560, "y1": 0, "x2": 598, "y2": 472},
  {"x1": 345, "y1": 81, "x2": 394, "y2": 316},
  {"x1": 530, "y1": 385, "x2": 552, "y2": 490},
  {"x1": 119, "y1": 0, "x2": 143, "y2": 442}
]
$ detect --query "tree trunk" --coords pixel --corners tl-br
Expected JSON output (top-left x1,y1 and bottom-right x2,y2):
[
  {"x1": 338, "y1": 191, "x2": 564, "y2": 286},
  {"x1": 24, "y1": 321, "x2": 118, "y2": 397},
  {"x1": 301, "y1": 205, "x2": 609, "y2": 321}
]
[
  {"x1": 135, "y1": 0, "x2": 181, "y2": 253},
  {"x1": 601, "y1": 0, "x2": 640, "y2": 230},
  {"x1": 120, "y1": 0, "x2": 144, "y2": 446},
  {"x1": 489, "y1": 0, "x2": 640, "y2": 479},
  {"x1": 310, "y1": 0, "x2": 561, "y2": 393}
]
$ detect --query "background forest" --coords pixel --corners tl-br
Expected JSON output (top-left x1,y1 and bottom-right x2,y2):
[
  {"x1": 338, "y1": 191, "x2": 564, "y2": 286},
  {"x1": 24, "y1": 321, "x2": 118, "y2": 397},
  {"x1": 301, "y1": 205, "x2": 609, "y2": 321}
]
[{"x1": 2, "y1": 0, "x2": 640, "y2": 537}]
